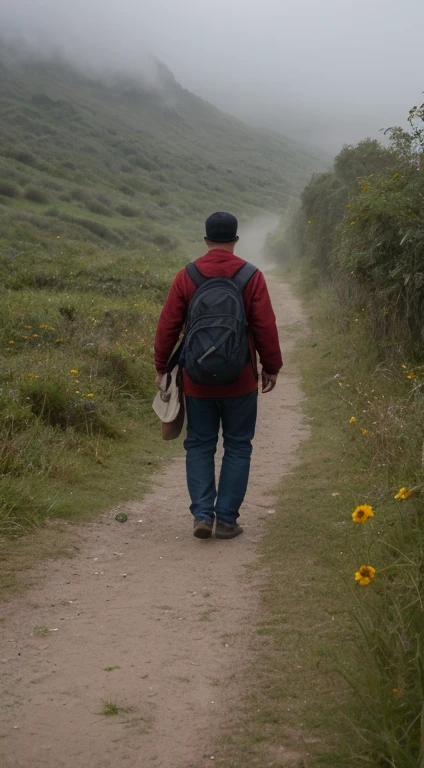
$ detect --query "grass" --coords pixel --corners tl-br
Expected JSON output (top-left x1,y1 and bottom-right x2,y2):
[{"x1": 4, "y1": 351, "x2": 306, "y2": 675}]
[
  {"x1": 0, "y1": 286, "x2": 182, "y2": 530},
  {"x1": 198, "y1": 607, "x2": 219, "y2": 622},
  {"x1": 215, "y1": 278, "x2": 424, "y2": 767},
  {"x1": 100, "y1": 699, "x2": 135, "y2": 717},
  {"x1": 32, "y1": 625, "x2": 49, "y2": 636},
  {"x1": 0, "y1": 414, "x2": 181, "y2": 598},
  {"x1": 0, "y1": 210, "x2": 186, "y2": 545}
]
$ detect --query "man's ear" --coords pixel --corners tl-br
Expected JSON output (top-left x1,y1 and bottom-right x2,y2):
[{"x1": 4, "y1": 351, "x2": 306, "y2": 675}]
[{"x1": 234, "y1": 236, "x2": 239, "y2": 243}]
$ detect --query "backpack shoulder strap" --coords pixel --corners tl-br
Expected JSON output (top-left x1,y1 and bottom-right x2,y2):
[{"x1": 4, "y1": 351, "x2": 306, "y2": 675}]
[
  {"x1": 186, "y1": 262, "x2": 207, "y2": 288},
  {"x1": 232, "y1": 262, "x2": 258, "y2": 292}
]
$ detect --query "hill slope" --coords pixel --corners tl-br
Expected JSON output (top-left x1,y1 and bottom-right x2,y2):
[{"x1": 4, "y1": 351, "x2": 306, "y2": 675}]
[
  {"x1": 0, "y1": 47, "x2": 325, "y2": 539},
  {"x1": 0, "y1": 47, "x2": 324, "y2": 243}
]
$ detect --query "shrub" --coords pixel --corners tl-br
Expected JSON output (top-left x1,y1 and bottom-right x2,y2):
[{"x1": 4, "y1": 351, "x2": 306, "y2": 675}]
[
  {"x1": 96, "y1": 193, "x2": 113, "y2": 206},
  {"x1": 58, "y1": 305, "x2": 77, "y2": 321},
  {"x1": 86, "y1": 200, "x2": 112, "y2": 216},
  {"x1": 151, "y1": 233, "x2": 176, "y2": 250},
  {"x1": 116, "y1": 204, "x2": 139, "y2": 218},
  {"x1": 42, "y1": 179, "x2": 63, "y2": 191},
  {"x1": 120, "y1": 185, "x2": 135, "y2": 197},
  {"x1": 278, "y1": 108, "x2": 424, "y2": 358},
  {"x1": 0, "y1": 181, "x2": 20, "y2": 198},
  {"x1": 8, "y1": 148, "x2": 36, "y2": 165},
  {"x1": 70, "y1": 186, "x2": 93, "y2": 204},
  {"x1": 99, "y1": 348, "x2": 153, "y2": 398},
  {"x1": 25, "y1": 186, "x2": 50, "y2": 204},
  {"x1": 132, "y1": 155, "x2": 156, "y2": 171},
  {"x1": 21, "y1": 379, "x2": 115, "y2": 435},
  {"x1": 333, "y1": 166, "x2": 424, "y2": 355},
  {"x1": 74, "y1": 217, "x2": 117, "y2": 240}
]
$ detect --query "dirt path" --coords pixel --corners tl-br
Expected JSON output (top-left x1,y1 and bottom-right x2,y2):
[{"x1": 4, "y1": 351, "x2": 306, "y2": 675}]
[
  {"x1": 0, "y1": 247, "x2": 308, "y2": 768},
  {"x1": 238, "y1": 212, "x2": 279, "y2": 270}
]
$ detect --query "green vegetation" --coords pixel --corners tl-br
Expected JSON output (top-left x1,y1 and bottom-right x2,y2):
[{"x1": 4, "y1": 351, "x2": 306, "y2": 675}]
[
  {"x1": 32, "y1": 625, "x2": 49, "y2": 636},
  {"x1": 0, "y1": 242, "x2": 181, "y2": 539},
  {"x1": 100, "y1": 699, "x2": 135, "y2": 717},
  {"x1": 0, "y1": 48, "x2": 323, "y2": 235},
  {"x1": 245, "y1": 104, "x2": 424, "y2": 766},
  {"x1": 272, "y1": 105, "x2": 424, "y2": 358},
  {"x1": 0, "y1": 46, "x2": 324, "y2": 542}
]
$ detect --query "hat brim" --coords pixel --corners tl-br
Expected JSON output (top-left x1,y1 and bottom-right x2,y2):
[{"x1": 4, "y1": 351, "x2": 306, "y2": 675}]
[
  {"x1": 152, "y1": 367, "x2": 181, "y2": 423},
  {"x1": 205, "y1": 235, "x2": 238, "y2": 243}
]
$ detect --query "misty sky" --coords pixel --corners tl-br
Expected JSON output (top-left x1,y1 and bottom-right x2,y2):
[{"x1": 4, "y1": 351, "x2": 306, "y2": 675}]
[{"x1": 1, "y1": 0, "x2": 423, "y2": 152}]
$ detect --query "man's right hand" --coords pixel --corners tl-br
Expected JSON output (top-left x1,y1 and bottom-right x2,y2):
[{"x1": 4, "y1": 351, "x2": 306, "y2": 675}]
[
  {"x1": 261, "y1": 371, "x2": 278, "y2": 393},
  {"x1": 155, "y1": 373, "x2": 163, "y2": 389}
]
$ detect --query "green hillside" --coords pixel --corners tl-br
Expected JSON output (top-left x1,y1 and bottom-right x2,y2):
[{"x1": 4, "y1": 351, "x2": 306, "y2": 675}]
[
  {"x1": 0, "y1": 46, "x2": 324, "y2": 542},
  {"x1": 0, "y1": 49, "x2": 324, "y2": 242}
]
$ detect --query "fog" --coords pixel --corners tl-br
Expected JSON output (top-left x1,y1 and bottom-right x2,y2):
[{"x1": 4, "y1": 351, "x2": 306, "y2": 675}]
[{"x1": 1, "y1": 0, "x2": 423, "y2": 152}]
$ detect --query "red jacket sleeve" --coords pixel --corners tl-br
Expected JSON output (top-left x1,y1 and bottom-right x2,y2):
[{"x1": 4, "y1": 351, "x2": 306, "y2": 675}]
[
  {"x1": 244, "y1": 271, "x2": 283, "y2": 374},
  {"x1": 154, "y1": 269, "x2": 189, "y2": 374}
]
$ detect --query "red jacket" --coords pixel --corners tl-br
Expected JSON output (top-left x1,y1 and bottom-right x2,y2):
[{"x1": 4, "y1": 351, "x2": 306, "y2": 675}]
[{"x1": 154, "y1": 248, "x2": 283, "y2": 398}]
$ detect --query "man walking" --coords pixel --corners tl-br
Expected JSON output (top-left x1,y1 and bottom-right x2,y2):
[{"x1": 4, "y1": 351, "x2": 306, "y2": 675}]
[{"x1": 154, "y1": 212, "x2": 283, "y2": 540}]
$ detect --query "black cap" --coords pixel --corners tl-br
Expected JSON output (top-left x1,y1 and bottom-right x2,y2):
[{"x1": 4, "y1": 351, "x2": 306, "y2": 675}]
[{"x1": 205, "y1": 212, "x2": 238, "y2": 243}]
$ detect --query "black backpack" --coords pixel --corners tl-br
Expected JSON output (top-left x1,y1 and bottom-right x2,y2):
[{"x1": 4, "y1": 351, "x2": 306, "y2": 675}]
[{"x1": 179, "y1": 261, "x2": 257, "y2": 385}]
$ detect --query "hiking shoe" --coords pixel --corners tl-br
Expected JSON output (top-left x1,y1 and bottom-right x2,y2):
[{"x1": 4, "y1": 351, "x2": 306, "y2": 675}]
[
  {"x1": 215, "y1": 521, "x2": 243, "y2": 540},
  {"x1": 193, "y1": 519, "x2": 213, "y2": 539}
]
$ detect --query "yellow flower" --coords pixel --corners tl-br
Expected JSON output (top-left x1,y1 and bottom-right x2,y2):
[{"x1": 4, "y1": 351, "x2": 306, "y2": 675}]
[
  {"x1": 8, "y1": 340, "x2": 15, "y2": 345},
  {"x1": 361, "y1": 182, "x2": 371, "y2": 192},
  {"x1": 75, "y1": 390, "x2": 80, "y2": 395},
  {"x1": 407, "y1": 372, "x2": 416, "y2": 379},
  {"x1": 70, "y1": 369, "x2": 79, "y2": 375},
  {"x1": 39, "y1": 324, "x2": 48, "y2": 330},
  {"x1": 24, "y1": 324, "x2": 32, "y2": 329},
  {"x1": 55, "y1": 338, "x2": 65, "y2": 344},
  {"x1": 352, "y1": 504, "x2": 374, "y2": 523},
  {"x1": 32, "y1": 334, "x2": 40, "y2": 339},
  {"x1": 401, "y1": 364, "x2": 407, "y2": 369},
  {"x1": 307, "y1": 220, "x2": 312, "y2": 225},
  {"x1": 394, "y1": 487, "x2": 415, "y2": 500},
  {"x1": 393, "y1": 173, "x2": 399, "y2": 179},
  {"x1": 349, "y1": 221, "x2": 357, "y2": 226},
  {"x1": 355, "y1": 565, "x2": 376, "y2": 586},
  {"x1": 349, "y1": 416, "x2": 357, "y2": 425},
  {"x1": 345, "y1": 203, "x2": 351, "y2": 208},
  {"x1": 361, "y1": 428, "x2": 370, "y2": 436},
  {"x1": 85, "y1": 393, "x2": 95, "y2": 398}
]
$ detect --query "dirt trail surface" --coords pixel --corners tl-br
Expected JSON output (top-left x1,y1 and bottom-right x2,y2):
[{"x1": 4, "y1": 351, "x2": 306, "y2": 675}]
[{"x1": 0, "y1": 227, "x2": 308, "y2": 768}]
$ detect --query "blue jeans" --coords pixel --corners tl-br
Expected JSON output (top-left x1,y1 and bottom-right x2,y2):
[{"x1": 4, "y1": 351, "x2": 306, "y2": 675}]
[{"x1": 184, "y1": 392, "x2": 258, "y2": 525}]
